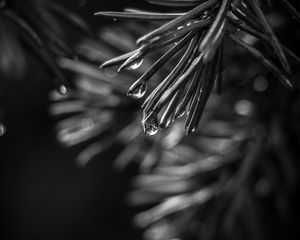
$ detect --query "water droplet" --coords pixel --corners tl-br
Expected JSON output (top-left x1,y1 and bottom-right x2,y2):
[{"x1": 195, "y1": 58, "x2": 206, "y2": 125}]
[
  {"x1": 191, "y1": 126, "x2": 197, "y2": 133},
  {"x1": 113, "y1": 18, "x2": 117, "y2": 22},
  {"x1": 127, "y1": 82, "x2": 147, "y2": 99},
  {"x1": 50, "y1": 85, "x2": 69, "y2": 101},
  {"x1": 253, "y1": 75, "x2": 268, "y2": 92},
  {"x1": 203, "y1": 10, "x2": 209, "y2": 17},
  {"x1": 141, "y1": 112, "x2": 158, "y2": 136},
  {"x1": 127, "y1": 59, "x2": 143, "y2": 70},
  {"x1": 234, "y1": 99, "x2": 253, "y2": 116},
  {"x1": 80, "y1": 119, "x2": 93, "y2": 130},
  {"x1": 0, "y1": 123, "x2": 6, "y2": 136},
  {"x1": 59, "y1": 85, "x2": 68, "y2": 95}
]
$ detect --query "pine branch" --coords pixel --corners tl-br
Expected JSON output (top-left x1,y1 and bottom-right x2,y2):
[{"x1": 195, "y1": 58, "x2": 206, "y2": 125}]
[{"x1": 95, "y1": 0, "x2": 299, "y2": 136}]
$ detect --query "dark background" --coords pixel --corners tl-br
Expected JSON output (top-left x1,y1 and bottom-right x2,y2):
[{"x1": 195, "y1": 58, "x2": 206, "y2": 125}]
[{"x1": 0, "y1": 1, "x2": 144, "y2": 239}]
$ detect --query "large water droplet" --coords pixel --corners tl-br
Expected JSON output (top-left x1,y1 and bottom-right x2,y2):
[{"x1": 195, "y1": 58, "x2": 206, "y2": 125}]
[
  {"x1": 127, "y1": 59, "x2": 143, "y2": 70},
  {"x1": 0, "y1": 123, "x2": 6, "y2": 136},
  {"x1": 141, "y1": 112, "x2": 158, "y2": 136},
  {"x1": 127, "y1": 82, "x2": 147, "y2": 99}
]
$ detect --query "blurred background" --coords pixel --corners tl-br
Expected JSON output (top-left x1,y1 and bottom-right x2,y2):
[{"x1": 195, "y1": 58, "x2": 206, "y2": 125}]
[{"x1": 0, "y1": 1, "x2": 143, "y2": 239}]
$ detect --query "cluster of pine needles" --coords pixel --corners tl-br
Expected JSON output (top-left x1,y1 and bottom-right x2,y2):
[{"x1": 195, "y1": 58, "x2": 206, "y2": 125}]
[{"x1": 96, "y1": 0, "x2": 300, "y2": 135}]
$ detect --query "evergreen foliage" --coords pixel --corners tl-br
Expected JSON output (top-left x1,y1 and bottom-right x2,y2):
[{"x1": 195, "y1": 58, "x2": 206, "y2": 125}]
[{"x1": 1, "y1": 1, "x2": 300, "y2": 240}]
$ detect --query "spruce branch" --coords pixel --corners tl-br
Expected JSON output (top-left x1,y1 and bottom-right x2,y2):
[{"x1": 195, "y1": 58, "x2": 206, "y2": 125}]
[{"x1": 96, "y1": 0, "x2": 300, "y2": 135}]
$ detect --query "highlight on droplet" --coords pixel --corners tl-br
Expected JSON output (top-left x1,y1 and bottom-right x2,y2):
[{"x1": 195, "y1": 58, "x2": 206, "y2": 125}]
[
  {"x1": 127, "y1": 59, "x2": 144, "y2": 70},
  {"x1": 127, "y1": 82, "x2": 147, "y2": 99}
]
